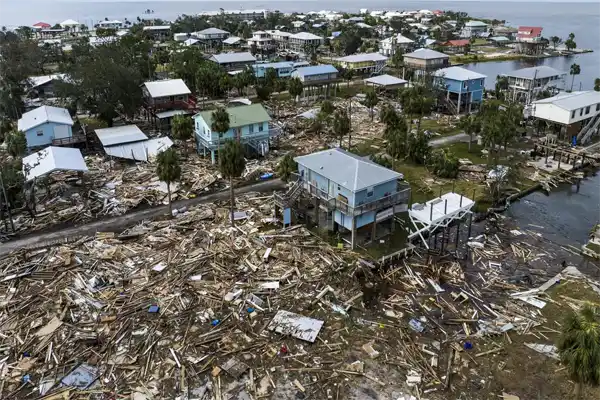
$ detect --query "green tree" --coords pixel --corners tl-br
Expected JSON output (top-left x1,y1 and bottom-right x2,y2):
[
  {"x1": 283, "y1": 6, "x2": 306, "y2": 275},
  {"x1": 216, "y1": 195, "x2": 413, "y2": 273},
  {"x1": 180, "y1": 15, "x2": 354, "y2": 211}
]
[
  {"x1": 6, "y1": 131, "x2": 27, "y2": 157},
  {"x1": 364, "y1": 90, "x2": 379, "y2": 121},
  {"x1": 320, "y1": 100, "x2": 335, "y2": 116},
  {"x1": 211, "y1": 107, "x2": 230, "y2": 156},
  {"x1": 343, "y1": 68, "x2": 354, "y2": 88},
  {"x1": 564, "y1": 32, "x2": 577, "y2": 52},
  {"x1": 406, "y1": 131, "x2": 430, "y2": 165},
  {"x1": 550, "y1": 35, "x2": 562, "y2": 50},
  {"x1": 255, "y1": 84, "x2": 272, "y2": 102},
  {"x1": 156, "y1": 148, "x2": 181, "y2": 217},
  {"x1": 171, "y1": 115, "x2": 194, "y2": 154},
  {"x1": 386, "y1": 125, "x2": 406, "y2": 169},
  {"x1": 495, "y1": 75, "x2": 509, "y2": 100},
  {"x1": 333, "y1": 109, "x2": 350, "y2": 148},
  {"x1": 288, "y1": 77, "x2": 303, "y2": 103},
  {"x1": 570, "y1": 63, "x2": 581, "y2": 91},
  {"x1": 264, "y1": 67, "x2": 277, "y2": 87},
  {"x1": 428, "y1": 148, "x2": 459, "y2": 178},
  {"x1": 391, "y1": 50, "x2": 404, "y2": 77},
  {"x1": 594, "y1": 78, "x2": 600, "y2": 92},
  {"x1": 379, "y1": 103, "x2": 400, "y2": 127},
  {"x1": 276, "y1": 153, "x2": 297, "y2": 182},
  {"x1": 219, "y1": 140, "x2": 246, "y2": 226},
  {"x1": 458, "y1": 114, "x2": 481, "y2": 152},
  {"x1": 557, "y1": 306, "x2": 600, "y2": 398}
]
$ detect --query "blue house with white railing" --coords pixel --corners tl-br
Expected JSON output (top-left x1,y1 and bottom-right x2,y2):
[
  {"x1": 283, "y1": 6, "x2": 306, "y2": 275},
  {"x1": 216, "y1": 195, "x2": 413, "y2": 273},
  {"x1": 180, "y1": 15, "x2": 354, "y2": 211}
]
[
  {"x1": 253, "y1": 61, "x2": 310, "y2": 79},
  {"x1": 290, "y1": 148, "x2": 410, "y2": 248},
  {"x1": 194, "y1": 104, "x2": 273, "y2": 164},
  {"x1": 434, "y1": 66, "x2": 487, "y2": 114}
]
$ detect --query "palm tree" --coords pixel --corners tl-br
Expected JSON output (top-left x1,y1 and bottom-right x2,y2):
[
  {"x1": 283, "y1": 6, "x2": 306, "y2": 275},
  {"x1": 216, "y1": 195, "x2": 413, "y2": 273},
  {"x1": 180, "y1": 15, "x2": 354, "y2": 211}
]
[
  {"x1": 333, "y1": 109, "x2": 350, "y2": 148},
  {"x1": 171, "y1": 115, "x2": 194, "y2": 154},
  {"x1": 219, "y1": 140, "x2": 246, "y2": 226},
  {"x1": 288, "y1": 77, "x2": 303, "y2": 103},
  {"x1": 550, "y1": 35, "x2": 562, "y2": 50},
  {"x1": 211, "y1": 107, "x2": 230, "y2": 161},
  {"x1": 557, "y1": 306, "x2": 600, "y2": 398},
  {"x1": 569, "y1": 63, "x2": 581, "y2": 92},
  {"x1": 364, "y1": 90, "x2": 379, "y2": 121},
  {"x1": 344, "y1": 68, "x2": 354, "y2": 88},
  {"x1": 320, "y1": 100, "x2": 335, "y2": 116},
  {"x1": 156, "y1": 148, "x2": 181, "y2": 216},
  {"x1": 458, "y1": 114, "x2": 481, "y2": 152},
  {"x1": 276, "y1": 153, "x2": 297, "y2": 182}
]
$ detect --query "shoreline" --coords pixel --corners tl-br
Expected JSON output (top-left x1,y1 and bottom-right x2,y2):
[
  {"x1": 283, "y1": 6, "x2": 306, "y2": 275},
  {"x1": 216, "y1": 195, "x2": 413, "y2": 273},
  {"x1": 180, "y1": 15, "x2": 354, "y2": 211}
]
[{"x1": 452, "y1": 48, "x2": 594, "y2": 65}]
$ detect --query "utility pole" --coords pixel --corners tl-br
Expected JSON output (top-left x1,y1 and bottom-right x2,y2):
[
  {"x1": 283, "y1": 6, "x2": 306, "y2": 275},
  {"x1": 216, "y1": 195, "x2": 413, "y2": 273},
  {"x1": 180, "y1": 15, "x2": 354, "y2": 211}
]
[{"x1": 0, "y1": 171, "x2": 15, "y2": 232}]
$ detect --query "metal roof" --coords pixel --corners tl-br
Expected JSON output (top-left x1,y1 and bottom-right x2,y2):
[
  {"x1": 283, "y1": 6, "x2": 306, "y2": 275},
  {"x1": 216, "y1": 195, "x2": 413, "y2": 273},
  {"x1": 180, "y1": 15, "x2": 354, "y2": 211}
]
[
  {"x1": 465, "y1": 20, "x2": 488, "y2": 27},
  {"x1": 143, "y1": 25, "x2": 171, "y2": 30},
  {"x1": 28, "y1": 74, "x2": 66, "y2": 88},
  {"x1": 404, "y1": 48, "x2": 449, "y2": 60},
  {"x1": 335, "y1": 53, "x2": 388, "y2": 63},
  {"x1": 60, "y1": 19, "x2": 80, "y2": 26},
  {"x1": 532, "y1": 91, "x2": 600, "y2": 111},
  {"x1": 155, "y1": 110, "x2": 191, "y2": 119},
  {"x1": 95, "y1": 125, "x2": 148, "y2": 147},
  {"x1": 18, "y1": 105, "x2": 73, "y2": 132},
  {"x1": 194, "y1": 104, "x2": 271, "y2": 131},
  {"x1": 502, "y1": 66, "x2": 566, "y2": 80},
  {"x1": 294, "y1": 148, "x2": 402, "y2": 192},
  {"x1": 184, "y1": 38, "x2": 199, "y2": 46},
  {"x1": 211, "y1": 52, "x2": 256, "y2": 64},
  {"x1": 253, "y1": 61, "x2": 294, "y2": 70},
  {"x1": 488, "y1": 36, "x2": 510, "y2": 42},
  {"x1": 22, "y1": 146, "x2": 88, "y2": 182},
  {"x1": 292, "y1": 64, "x2": 338, "y2": 78},
  {"x1": 104, "y1": 137, "x2": 173, "y2": 161},
  {"x1": 143, "y1": 79, "x2": 191, "y2": 98},
  {"x1": 434, "y1": 66, "x2": 487, "y2": 81},
  {"x1": 364, "y1": 74, "x2": 408, "y2": 86},
  {"x1": 223, "y1": 36, "x2": 242, "y2": 44},
  {"x1": 197, "y1": 27, "x2": 229, "y2": 35},
  {"x1": 290, "y1": 32, "x2": 323, "y2": 41}
]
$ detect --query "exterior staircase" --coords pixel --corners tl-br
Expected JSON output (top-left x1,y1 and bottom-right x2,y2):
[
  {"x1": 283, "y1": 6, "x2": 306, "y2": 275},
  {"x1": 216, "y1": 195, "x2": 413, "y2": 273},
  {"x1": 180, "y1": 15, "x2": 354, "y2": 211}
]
[
  {"x1": 577, "y1": 112, "x2": 600, "y2": 145},
  {"x1": 439, "y1": 95, "x2": 459, "y2": 115},
  {"x1": 274, "y1": 177, "x2": 302, "y2": 208}
]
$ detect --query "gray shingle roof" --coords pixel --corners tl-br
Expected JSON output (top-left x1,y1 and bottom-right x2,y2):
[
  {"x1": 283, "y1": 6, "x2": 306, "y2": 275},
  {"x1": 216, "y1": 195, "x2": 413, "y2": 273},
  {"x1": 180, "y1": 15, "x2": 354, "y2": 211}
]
[
  {"x1": 211, "y1": 52, "x2": 256, "y2": 64},
  {"x1": 294, "y1": 148, "x2": 402, "y2": 192}
]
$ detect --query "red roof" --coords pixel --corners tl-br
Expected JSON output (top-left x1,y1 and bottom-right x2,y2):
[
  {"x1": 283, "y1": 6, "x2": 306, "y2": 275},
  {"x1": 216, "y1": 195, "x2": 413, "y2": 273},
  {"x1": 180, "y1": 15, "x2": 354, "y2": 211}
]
[
  {"x1": 433, "y1": 10, "x2": 444, "y2": 15},
  {"x1": 33, "y1": 22, "x2": 51, "y2": 28},
  {"x1": 443, "y1": 39, "x2": 470, "y2": 47},
  {"x1": 517, "y1": 26, "x2": 543, "y2": 38}
]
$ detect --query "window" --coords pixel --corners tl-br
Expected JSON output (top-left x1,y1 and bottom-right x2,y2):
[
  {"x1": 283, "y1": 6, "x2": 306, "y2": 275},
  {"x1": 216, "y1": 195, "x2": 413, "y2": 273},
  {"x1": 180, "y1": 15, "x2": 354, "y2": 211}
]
[
  {"x1": 585, "y1": 106, "x2": 590, "y2": 114},
  {"x1": 597, "y1": 104, "x2": 600, "y2": 111},
  {"x1": 249, "y1": 124, "x2": 254, "y2": 133},
  {"x1": 36, "y1": 130, "x2": 43, "y2": 136},
  {"x1": 571, "y1": 110, "x2": 576, "y2": 119},
  {"x1": 580, "y1": 108, "x2": 583, "y2": 116},
  {"x1": 367, "y1": 186, "x2": 374, "y2": 198},
  {"x1": 258, "y1": 123, "x2": 264, "y2": 132}
]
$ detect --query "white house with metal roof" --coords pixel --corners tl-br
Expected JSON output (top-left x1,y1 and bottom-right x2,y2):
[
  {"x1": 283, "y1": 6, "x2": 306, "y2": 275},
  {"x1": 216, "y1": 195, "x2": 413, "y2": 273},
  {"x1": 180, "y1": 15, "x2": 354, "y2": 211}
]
[
  {"x1": 403, "y1": 48, "x2": 450, "y2": 73},
  {"x1": 97, "y1": 20, "x2": 124, "y2": 29},
  {"x1": 531, "y1": 91, "x2": 600, "y2": 144},
  {"x1": 460, "y1": 20, "x2": 488, "y2": 38},
  {"x1": 334, "y1": 53, "x2": 388, "y2": 74},
  {"x1": 23, "y1": 146, "x2": 88, "y2": 182},
  {"x1": 364, "y1": 74, "x2": 408, "y2": 91},
  {"x1": 379, "y1": 34, "x2": 415, "y2": 56},
  {"x1": 18, "y1": 105, "x2": 74, "y2": 148},
  {"x1": 143, "y1": 25, "x2": 171, "y2": 40},
  {"x1": 501, "y1": 66, "x2": 566, "y2": 103},
  {"x1": 288, "y1": 32, "x2": 324, "y2": 52},
  {"x1": 95, "y1": 125, "x2": 173, "y2": 161},
  {"x1": 194, "y1": 27, "x2": 230, "y2": 41},
  {"x1": 289, "y1": 148, "x2": 410, "y2": 248},
  {"x1": 210, "y1": 52, "x2": 257, "y2": 71}
]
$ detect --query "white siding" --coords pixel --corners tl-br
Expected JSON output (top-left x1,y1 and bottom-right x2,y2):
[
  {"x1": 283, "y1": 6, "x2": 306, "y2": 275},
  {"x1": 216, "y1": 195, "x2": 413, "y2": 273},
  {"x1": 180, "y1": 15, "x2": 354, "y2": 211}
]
[{"x1": 532, "y1": 103, "x2": 571, "y2": 125}]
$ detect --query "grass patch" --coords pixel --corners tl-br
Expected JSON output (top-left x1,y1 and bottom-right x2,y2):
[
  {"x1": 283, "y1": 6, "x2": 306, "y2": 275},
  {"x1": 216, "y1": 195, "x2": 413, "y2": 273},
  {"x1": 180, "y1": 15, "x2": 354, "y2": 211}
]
[
  {"x1": 471, "y1": 38, "x2": 488, "y2": 46},
  {"x1": 336, "y1": 83, "x2": 367, "y2": 98},
  {"x1": 419, "y1": 118, "x2": 462, "y2": 137}
]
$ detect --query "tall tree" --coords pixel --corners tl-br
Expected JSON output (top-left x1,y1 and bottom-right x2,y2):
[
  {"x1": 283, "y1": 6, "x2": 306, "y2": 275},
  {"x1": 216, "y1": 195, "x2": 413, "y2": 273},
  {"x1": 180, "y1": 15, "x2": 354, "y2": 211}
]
[
  {"x1": 288, "y1": 77, "x2": 303, "y2": 103},
  {"x1": 386, "y1": 125, "x2": 406, "y2": 169},
  {"x1": 344, "y1": 68, "x2": 354, "y2": 88},
  {"x1": 333, "y1": 109, "x2": 350, "y2": 148},
  {"x1": 570, "y1": 63, "x2": 581, "y2": 91},
  {"x1": 557, "y1": 306, "x2": 600, "y2": 399},
  {"x1": 391, "y1": 49, "x2": 404, "y2": 78},
  {"x1": 219, "y1": 140, "x2": 246, "y2": 226},
  {"x1": 320, "y1": 100, "x2": 335, "y2": 117},
  {"x1": 595, "y1": 78, "x2": 600, "y2": 92},
  {"x1": 458, "y1": 114, "x2": 481, "y2": 152},
  {"x1": 364, "y1": 90, "x2": 379, "y2": 121},
  {"x1": 264, "y1": 67, "x2": 277, "y2": 87},
  {"x1": 255, "y1": 84, "x2": 272, "y2": 102},
  {"x1": 171, "y1": 115, "x2": 194, "y2": 154},
  {"x1": 5, "y1": 131, "x2": 27, "y2": 157},
  {"x1": 211, "y1": 107, "x2": 230, "y2": 157},
  {"x1": 564, "y1": 32, "x2": 577, "y2": 52},
  {"x1": 276, "y1": 153, "x2": 297, "y2": 182},
  {"x1": 549, "y1": 35, "x2": 562, "y2": 50},
  {"x1": 156, "y1": 148, "x2": 181, "y2": 217}
]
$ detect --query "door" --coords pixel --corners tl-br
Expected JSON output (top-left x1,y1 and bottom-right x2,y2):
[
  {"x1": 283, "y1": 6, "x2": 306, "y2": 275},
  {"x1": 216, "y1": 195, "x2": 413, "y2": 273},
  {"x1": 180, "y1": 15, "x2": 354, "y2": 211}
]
[{"x1": 53, "y1": 124, "x2": 70, "y2": 139}]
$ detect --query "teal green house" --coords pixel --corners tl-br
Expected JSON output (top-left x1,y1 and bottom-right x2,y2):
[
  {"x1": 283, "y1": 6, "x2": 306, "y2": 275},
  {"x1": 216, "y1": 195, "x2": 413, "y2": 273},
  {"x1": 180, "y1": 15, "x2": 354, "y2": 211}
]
[{"x1": 194, "y1": 104, "x2": 272, "y2": 164}]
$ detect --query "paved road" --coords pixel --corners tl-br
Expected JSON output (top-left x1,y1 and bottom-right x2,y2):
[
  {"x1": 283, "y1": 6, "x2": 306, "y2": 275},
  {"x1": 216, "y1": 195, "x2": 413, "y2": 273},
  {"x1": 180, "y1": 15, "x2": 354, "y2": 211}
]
[
  {"x1": 0, "y1": 179, "x2": 287, "y2": 255},
  {"x1": 430, "y1": 132, "x2": 469, "y2": 147}
]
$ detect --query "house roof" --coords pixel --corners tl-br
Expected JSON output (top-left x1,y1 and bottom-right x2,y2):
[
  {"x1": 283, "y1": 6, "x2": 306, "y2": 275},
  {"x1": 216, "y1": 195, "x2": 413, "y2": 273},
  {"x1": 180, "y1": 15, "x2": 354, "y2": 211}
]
[
  {"x1": 364, "y1": 74, "x2": 408, "y2": 86},
  {"x1": 194, "y1": 104, "x2": 271, "y2": 131},
  {"x1": 253, "y1": 61, "x2": 294, "y2": 70},
  {"x1": 502, "y1": 66, "x2": 566, "y2": 80},
  {"x1": 532, "y1": 91, "x2": 600, "y2": 112},
  {"x1": 60, "y1": 19, "x2": 80, "y2": 26},
  {"x1": 18, "y1": 105, "x2": 73, "y2": 132},
  {"x1": 434, "y1": 66, "x2": 487, "y2": 81},
  {"x1": 290, "y1": 32, "x2": 323, "y2": 40},
  {"x1": 143, "y1": 79, "x2": 191, "y2": 98},
  {"x1": 104, "y1": 137, "x2": 173, "y2": 162},
  {"x1": 143, "y1": 25, "x2": 171, "y2": 31},
  {"x1": 488, "y1": 36, "x2": 510, "y2": 42},
  {"x1": 28, "y1": 73, "x2": 66, "y2": 88},
  {"x1": 33, "y1": 22, "x2": 51, "y2": 28},
  {"x1": 292, "y1": 64, "x2": 338, "y2": 78},
  {"x1": 394, "y1": 34, "x2": 414, "y2": 43},
  {"x1": 294, "y1": 148, "x2": 402, "y2": 192},
  {"x1": 465, "y1": 20, "x2": 488, "y2": 27},
  {"x1": 442, "y1": 39, "x2": 470, "y2": 47},
  {"x1": 197, "y1": 27, "x2": 229, "y2": 35},
  {"x1": 95, "y1": 125, "x2": 148, "y2": 147},
  {"x1": 184, "y1": 38, "x2": 199, "y2": 46},
  {"x1": 211, "y1": 52, "x2": 256, "y2": 64},
  {"x1": 404, "y1": 48, "x2": 449, "y2": 60},
  {"x1": 223, "y1": 36, "x2": 242, "y2": 45},
  {"x1": 517, "y1": 26, "x2": 543, "y2": 38},
  {"x1": 99, "y1": 20, "x2": 123, "y2": 25},
  {"x1": 335, "y1": 52, "x2": 388, "y2": 63},
  {"x1": 22, "y1": 146, "x2": 88, "y2": 182}
]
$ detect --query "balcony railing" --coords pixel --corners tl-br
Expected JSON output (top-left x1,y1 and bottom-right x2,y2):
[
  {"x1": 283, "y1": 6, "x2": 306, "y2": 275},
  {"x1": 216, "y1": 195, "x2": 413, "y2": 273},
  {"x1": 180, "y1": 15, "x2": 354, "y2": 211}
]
[
  {"x1": 301, "y1": 179, "x2": 410, "y2": 216},
  {"x1": 52, "y1": 134, "x2": 86, "y2": 146}
]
